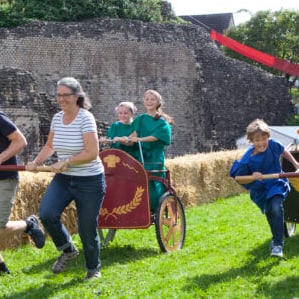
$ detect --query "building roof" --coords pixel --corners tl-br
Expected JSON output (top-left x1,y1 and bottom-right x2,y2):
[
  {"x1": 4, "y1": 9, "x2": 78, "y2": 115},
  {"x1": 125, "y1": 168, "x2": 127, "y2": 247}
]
[{"x1": 180, "y1": 13, "x2": 235, "y2": 33}]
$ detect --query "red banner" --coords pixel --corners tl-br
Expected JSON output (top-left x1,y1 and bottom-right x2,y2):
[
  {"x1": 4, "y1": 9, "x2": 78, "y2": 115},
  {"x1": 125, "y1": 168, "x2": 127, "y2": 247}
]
[{"x1": 210, "y1": 29, "x2": 299, "y2": 77}]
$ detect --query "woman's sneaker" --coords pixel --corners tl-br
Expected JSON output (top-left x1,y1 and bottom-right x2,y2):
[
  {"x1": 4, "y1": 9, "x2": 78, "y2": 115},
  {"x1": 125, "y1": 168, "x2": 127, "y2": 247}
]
[
  {"x1": 271, "y1": 245, "x2": 283, "y2": 258},
  {"x1": 84, "y1": 270, "x2": 101, "y2": 281},
  {"x1": 52, "y1": 249, "x2": 79, "y2": 274},
  {"x1": 25, "y1": 215, "x2": 45, "y2": 249}
]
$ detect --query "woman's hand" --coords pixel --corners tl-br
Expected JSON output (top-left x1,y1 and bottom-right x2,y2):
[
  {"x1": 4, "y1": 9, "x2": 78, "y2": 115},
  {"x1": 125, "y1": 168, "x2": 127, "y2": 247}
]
[
  {"x1": 50, "y1": 159, "x2": 69, "y2": 173},
  {"x1": 26, "y1": 161, "x2": 39, "y2": 172}
]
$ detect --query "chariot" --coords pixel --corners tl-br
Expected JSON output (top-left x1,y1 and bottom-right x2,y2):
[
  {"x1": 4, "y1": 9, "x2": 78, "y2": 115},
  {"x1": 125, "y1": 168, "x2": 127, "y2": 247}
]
[
  {"x1": 0, "y1": 144, "x2": 186, "y2": 252},
  {"x1": 97, "y1": 147, "x2": 186, "y2": 252},
  {"x1": 282, "y1": 144, "x2": 299, "y2": 237}
]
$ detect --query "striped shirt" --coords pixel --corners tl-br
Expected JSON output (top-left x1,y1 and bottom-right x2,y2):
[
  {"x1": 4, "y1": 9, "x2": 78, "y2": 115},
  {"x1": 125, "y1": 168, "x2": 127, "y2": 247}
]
[{"x1": 51, "y1": 108, "x2": 104, "y2": 176}]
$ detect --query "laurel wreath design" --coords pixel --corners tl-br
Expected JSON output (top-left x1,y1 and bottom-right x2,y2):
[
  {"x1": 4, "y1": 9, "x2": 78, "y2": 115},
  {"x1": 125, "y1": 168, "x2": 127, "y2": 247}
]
[{"x1": 100, "y1": 186, "x2": 144, "y2": 220}]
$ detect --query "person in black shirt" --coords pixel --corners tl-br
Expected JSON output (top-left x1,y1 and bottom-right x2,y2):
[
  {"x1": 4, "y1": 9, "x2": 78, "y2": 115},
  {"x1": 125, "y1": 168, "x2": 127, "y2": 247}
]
[{"x1": 0, "y1": 112, "x2": 45, "y2": 274}]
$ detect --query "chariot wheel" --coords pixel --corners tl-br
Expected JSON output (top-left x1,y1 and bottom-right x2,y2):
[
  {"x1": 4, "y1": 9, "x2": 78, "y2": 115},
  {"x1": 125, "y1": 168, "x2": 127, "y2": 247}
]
[
  {"x1": 155, "y1": 193, "x2": 186, "y2": 252},
  {"x1": 284, "y1": 222, "x2": 296, "y2": 237},
  {"x1": 98, "y1": 229, "x2": 117, "y2": 248}
]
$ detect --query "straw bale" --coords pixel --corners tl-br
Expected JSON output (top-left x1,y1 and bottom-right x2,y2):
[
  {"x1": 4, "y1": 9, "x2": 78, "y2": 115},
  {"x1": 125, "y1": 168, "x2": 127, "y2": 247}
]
[
  {"x1": 1, "y1": 149, "x2": 248, "y2": 250},
  {"x1": 1, "y1": 172, "x2": 78, "y2": 250},
  {"x1": 165, "y1": 149, "x2": 247, "y2": 207}
]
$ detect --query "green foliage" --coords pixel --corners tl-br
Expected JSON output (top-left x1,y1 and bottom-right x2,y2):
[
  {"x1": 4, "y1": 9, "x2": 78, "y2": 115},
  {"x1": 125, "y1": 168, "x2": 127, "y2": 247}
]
[
  {"x1": 0, "y1": 0, "x2": 182, "y2": 27},
  {"x1": 291, "y1": 87, "x2": 299, "y2": 98},
  {"x1": 224, "y1": 9, "x2": 299, "y2": 76},
  {"x1": 2, "y1": 194, "x2": 299, "y2": 298},
  {"x1": 286, "y1": 112, "x2": 299, "y2": 125},
  {"x1": 223, "y1": 9, "x2": 299, "y2": 124}
]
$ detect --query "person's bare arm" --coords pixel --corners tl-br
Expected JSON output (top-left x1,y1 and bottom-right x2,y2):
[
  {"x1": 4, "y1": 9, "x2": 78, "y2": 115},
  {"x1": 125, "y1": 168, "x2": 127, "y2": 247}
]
[
  {"x1": 130, "y1": 135, "x2": 158, "y2": 143},
  {"x1": 26, "y1": 131, "x2": 55, "y2": 170},
  {"x1": 0, "y1": 129, "x2": 27, "y2": 164}
]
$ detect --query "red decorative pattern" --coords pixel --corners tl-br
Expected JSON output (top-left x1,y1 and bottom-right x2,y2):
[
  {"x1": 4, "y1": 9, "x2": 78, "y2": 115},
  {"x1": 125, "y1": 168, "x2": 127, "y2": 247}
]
[{"x1": 98, "y1": 149, "x2": 151, "y2": 229}]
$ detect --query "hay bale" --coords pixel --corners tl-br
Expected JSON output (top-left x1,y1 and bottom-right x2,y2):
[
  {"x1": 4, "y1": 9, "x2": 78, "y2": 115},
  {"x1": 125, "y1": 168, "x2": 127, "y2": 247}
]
[
  {"x1": 165, "y1": 149, "x2": 247, "y2": 207},
  {"x1": 1, "y1": 149, "x2": 248, "y2": 250}
]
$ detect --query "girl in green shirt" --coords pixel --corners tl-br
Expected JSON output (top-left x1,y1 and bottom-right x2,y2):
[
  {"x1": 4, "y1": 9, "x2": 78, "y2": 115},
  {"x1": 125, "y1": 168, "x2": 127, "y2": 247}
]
[
  {"x1": 100, "y1": 101, "x2": 138, "y2": 159},
  {"x1": 129, "y1": 90, "x2": 174, "y2": 211}
]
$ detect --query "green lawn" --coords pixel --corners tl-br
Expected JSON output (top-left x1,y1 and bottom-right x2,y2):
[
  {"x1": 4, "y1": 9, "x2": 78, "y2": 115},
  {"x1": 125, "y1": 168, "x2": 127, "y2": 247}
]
[{"x1": 1, "y1": 194, "x2": 299, "y2": 299}]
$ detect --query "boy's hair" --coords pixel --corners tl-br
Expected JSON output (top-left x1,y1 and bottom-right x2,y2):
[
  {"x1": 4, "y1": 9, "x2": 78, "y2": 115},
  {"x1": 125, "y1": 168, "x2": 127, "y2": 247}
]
[{"x1": 246, "y1": 119, "x2": 271, "y2": 141}]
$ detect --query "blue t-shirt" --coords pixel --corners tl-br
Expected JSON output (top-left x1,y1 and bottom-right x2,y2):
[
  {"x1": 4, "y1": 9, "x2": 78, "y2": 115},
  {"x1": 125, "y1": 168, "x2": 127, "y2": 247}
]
[
  {"x1": 0, "y1": 112, "x2": 18, "y2": 179},
  {"x1": 230, "y1": 139, "x2": 290, "y2": 213}
]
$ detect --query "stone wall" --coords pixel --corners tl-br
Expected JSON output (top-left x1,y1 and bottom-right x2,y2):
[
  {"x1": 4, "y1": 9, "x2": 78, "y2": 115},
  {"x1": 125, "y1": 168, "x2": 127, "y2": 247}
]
[{"x1": 0, "y1": 19, "x2": 293, "y2": 160}]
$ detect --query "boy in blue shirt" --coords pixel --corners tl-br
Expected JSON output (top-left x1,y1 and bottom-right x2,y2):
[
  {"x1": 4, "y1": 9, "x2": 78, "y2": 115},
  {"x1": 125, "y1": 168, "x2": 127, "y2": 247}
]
[{"x1": 230, "y1": 119, "x2": 299, "y2": 258}]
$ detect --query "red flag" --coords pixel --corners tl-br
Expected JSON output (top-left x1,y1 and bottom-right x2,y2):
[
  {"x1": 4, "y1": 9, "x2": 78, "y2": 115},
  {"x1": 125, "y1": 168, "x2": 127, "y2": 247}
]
[{"x1": 210, "y1": 29, "x2": 299, "y2": 77}]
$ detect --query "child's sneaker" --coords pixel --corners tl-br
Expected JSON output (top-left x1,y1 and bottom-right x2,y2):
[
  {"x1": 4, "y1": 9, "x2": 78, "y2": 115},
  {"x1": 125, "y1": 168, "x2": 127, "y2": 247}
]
[
  {"x1": 52, "y1": 249, "x2": 79, "y2": 274},
  {"x1": 271, "y1": 245, "x2": 283, "y2": 258},
  {"x1": 25, "y1": 215, "x2": 45, "y2": 249}
]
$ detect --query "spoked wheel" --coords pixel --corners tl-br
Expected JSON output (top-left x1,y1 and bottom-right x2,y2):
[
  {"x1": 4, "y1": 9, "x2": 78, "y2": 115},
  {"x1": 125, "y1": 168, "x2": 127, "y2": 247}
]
[
  {"x1": 284, "y1": 222, "x2": 296, "y2": 237},
  {"x1": 155, "y1": 193, "x2": 186, "y2": 252},
  {"x1": 98, "y1": 229, "x2": 117, "y2": 248}
]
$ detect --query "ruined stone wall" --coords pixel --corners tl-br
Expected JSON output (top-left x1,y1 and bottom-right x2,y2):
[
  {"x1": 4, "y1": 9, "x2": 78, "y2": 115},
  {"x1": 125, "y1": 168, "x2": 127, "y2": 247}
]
[
  {"x1": 0, "y1": 68, "x2": 42, "y2": 163},
  {"x1": 0, "y1": 19, "x2": 293, "y2": 160}
]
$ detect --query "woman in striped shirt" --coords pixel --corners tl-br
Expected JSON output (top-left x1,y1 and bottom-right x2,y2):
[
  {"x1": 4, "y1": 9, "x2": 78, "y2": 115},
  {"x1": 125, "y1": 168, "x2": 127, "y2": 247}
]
[{"x1": 27, "y1": 77, "x2": 106, "y2": 281}]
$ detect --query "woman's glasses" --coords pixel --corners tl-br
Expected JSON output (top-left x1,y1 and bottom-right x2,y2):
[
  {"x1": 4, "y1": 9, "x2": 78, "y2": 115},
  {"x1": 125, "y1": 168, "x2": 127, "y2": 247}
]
[{"x1": 56, "y1": 93, "x2": 75, "y2": 99}]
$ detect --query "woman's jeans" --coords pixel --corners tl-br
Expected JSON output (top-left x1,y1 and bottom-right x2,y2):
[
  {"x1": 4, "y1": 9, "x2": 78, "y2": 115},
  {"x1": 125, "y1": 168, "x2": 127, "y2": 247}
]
[
  {"x1": 265, "y1": 195, "x2": 284, "y2": 247},
  {"x1": 39, "y1": 173, "x2": 106, "y2": 271}
]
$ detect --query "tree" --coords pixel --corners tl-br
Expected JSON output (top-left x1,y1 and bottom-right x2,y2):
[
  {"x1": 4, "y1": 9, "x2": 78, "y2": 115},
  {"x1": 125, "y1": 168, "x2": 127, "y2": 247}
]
[
  {"x1": 223, "y1": 9, "x2": 299, "y2": 76},
  {"x1": 0, "y1": 0, "x2": 182, "y2": 27},
  {"x1": 224, "y1": 9, "x2": 299, "y2": 124}
]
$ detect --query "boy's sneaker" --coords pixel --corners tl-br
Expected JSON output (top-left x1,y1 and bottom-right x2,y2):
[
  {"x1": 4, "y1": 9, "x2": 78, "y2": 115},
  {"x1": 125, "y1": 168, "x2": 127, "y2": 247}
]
[
  {"x1": 83, "y1": 270, "x2": 101, "y2": 281},
  {"x1": 0, "y1": 262, "x2": 10, "y2": 274},
  {"x1": 25, "y1": 215, "x2": 45, "y2": 249},
  {"x1": 271, "y1": 245, "x2": 283, "y2": 258},
  {"x1": 52, "y1": 249, "x2": 79, "y2": 274}
]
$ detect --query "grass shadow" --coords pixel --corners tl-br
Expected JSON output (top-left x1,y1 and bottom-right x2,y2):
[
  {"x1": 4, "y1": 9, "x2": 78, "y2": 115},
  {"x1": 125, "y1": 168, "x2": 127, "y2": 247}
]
[
  {"x1": 182, "y1": 238, "x2": 283, "y2": 294},
  {"x1": 282, "y1": 233, "x2": 299, "y2": 258},
  {"x1": 101, "y1": 245, "x2": 159, "y2": 267},
  {"x1": 257, "y1": 275, "x2": 299, "y2": 299},
  {"x1": 252, "y1": 233, "x2": 299, "y2": 298},
  {"x1": 21, "y1": 248, "x2": 85, "y2": 275},
  {"x1": 2, "y1": 277, "x2": 81, "y2": 299},
  {"x1": 21, "y1": 243, "x2": 159, "y2": 276}
]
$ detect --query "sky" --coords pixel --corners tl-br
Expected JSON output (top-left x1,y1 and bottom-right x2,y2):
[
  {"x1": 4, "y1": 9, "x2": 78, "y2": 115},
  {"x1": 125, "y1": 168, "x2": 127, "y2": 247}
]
[{"x1": 168, "y1": 0, "x2": 299, "y2": 25}]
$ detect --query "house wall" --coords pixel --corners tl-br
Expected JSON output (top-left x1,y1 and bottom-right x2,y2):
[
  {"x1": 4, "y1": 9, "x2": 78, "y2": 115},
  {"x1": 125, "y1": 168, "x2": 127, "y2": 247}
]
[{"x1": 0, "y1": 18, "x2": 293, "y2": 160}]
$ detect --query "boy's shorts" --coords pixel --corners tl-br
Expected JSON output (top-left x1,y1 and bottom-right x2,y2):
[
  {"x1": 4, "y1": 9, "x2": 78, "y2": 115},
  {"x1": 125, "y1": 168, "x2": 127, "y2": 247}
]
[{"x1": 0, "y1": 179, "x2": 18, "y2": 228}]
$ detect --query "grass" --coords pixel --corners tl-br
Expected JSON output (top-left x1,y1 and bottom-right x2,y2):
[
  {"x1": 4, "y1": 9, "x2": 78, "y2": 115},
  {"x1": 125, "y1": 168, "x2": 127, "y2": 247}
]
[{"x1": 1, "y1": 194, "x2": 299, "y2": 298}]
